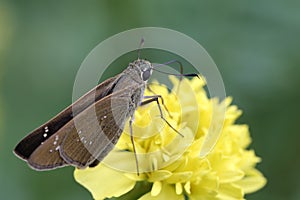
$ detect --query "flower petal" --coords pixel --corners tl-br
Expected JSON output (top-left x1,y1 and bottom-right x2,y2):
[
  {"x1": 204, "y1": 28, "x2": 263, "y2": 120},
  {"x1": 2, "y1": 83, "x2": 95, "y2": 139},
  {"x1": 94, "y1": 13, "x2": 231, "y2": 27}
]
[
  {"x1": 139, "y1": 183, "x2": 184, "y2": 200},
  {"x1": 74, "y1": 164, "x2": 135, "y2": 200},
  {"x1": 218, "y1": 170, "x2": 245, "y2": 183},
  {"x1": 217, "y1": 183, "x2": 244, "y2": 200},
  {"x1": 151, "y1": 181, "x2": 162, "y2": 196},
  {"x1": 148, "y1": 170, "x2": 172, "y2": 182},
  {"x1": 184, "y1": 181, "x2": 191, "y2": 194},
  {"x1": 165, "y1": 171, "x2": 193, "y2": 184},
  {"x1": 234, "y1": 169, "x2": 267, "y2": 193},
  {"x1": 175, "y1": 182, "x2": 183, "y2": 195}
]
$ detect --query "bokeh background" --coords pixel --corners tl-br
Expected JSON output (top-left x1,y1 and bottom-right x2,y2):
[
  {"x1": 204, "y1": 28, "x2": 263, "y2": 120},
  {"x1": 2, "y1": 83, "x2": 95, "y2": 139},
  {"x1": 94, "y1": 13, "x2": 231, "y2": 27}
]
[{"x1": 1, "y1": 0, "x2": 299, "y2": 200}]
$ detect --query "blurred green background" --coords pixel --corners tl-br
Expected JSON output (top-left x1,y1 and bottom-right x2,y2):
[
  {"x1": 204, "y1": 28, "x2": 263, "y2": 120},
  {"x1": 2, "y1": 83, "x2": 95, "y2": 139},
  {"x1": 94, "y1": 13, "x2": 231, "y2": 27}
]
[{"x1": 1, "y1": 0, "x2": 299, "y2": 199}]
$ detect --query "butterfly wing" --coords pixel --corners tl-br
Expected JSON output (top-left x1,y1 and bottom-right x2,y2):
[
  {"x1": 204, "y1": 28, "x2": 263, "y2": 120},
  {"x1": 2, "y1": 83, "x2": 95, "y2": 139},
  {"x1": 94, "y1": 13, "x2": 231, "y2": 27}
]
[
  {"x1": 26, "y1": 136, "x2": 68, "y2": 170},
  {"x1": 27, "y1": 88, "x2": 135, "y2": 170},
  {"x1": 14, "y1": 75, "x2": 121, "y2": 161}
]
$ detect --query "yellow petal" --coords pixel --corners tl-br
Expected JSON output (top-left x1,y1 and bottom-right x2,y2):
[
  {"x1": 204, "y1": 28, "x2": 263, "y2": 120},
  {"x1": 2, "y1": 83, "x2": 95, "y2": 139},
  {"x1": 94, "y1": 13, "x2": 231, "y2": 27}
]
[
  {"x1": 200, "y1": 173, "x2": 219, "y2": 191},
  {"x1": 101, "y1": 150, "x2": 139, "y2": 173},
  {"x1": 189, "y1": 187, "x2": 218, "y2": 200},
  {"x1": 217, "y1": 183, "x2": 244, "y2": 200},
  {"x1": 140, "y1": 183, "x2": 184, "y2": 200},
  {"x1": 234, "y1": 169, "x2": 267, "y2": 193},
  {"x1": 151, "y1": 181, "x2": 162, "y2": 196},
  {"x1": 148, "y1": 170, "x2": 172, "y2": 182},
  {"x1": 184, "y1": 181, "x2": 191, "y2": 194},
  {"x1": 218, "y1": 170, "x2": 245, "y2": 183},
  {"x1": 165, "y1": 171, "x2": 193, "y2": 184},
  {"x1": 74, "y1": 164, "x2": 135, "y2": 200},
  {"x1": 175, "y1": 182, "x2": 183, "y2": 195},
  {"x1": 200, "y1": 99, "x2": 226, "y2": 158}
]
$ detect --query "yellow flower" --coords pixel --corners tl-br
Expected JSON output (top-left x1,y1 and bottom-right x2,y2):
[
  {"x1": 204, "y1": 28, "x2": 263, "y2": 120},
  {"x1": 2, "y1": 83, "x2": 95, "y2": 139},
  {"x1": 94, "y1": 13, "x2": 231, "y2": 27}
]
[{"x1": 74, "y1": 76, "x2": 266, "y2": 200}]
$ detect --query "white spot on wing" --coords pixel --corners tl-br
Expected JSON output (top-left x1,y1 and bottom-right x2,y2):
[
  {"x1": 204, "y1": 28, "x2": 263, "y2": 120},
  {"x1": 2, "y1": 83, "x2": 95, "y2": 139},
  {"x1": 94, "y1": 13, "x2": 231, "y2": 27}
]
[{"x1": 44, "y1": 126, "x2": 49, "y2": 133}]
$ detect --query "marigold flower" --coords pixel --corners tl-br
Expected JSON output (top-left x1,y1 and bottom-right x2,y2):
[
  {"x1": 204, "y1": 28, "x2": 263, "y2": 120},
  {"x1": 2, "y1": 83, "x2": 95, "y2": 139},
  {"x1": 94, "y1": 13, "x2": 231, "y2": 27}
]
[{"x1": 74, "y1": 76, "x2": 266, "y2": 200}]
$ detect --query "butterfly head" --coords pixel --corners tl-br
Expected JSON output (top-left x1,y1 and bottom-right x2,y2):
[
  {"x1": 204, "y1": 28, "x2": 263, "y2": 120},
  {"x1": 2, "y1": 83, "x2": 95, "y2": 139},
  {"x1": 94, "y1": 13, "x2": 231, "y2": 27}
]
[{"x1": 133, "y1": 59, "x2": 153, "y2": 82}]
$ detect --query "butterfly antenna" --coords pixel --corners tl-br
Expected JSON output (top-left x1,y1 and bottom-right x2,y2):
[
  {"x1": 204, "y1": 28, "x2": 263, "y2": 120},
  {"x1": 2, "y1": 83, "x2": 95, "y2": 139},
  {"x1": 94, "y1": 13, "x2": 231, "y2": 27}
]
[
  {"x1": 137, "y1": 37, "x2": 145, "y2": 60},
  {"x1": 156, "y1": 60, "x2": 183, "y2": 76},
  {"x1": 152, "y1": 68, "x2": 199, "y2": 78},
  {"x1": 153, "y1": 60, "x2": 200, "y2": 94},
  {"x1": 153, "y1": 60, "x2": 199, "y2": 78}
]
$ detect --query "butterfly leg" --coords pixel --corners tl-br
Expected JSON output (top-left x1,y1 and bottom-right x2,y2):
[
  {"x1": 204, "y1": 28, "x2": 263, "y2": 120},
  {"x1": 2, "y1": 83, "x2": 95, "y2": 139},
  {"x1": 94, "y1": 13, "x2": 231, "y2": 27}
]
[
  {"x1": 143, "y1": 91, "x2": 173, "y2": 119},
  {"x1": 141, "y1": 96, "x2": 183, "y2": 137},
  {"x1": 129, "y1": 115, "x2": 140, "y2": 175}
]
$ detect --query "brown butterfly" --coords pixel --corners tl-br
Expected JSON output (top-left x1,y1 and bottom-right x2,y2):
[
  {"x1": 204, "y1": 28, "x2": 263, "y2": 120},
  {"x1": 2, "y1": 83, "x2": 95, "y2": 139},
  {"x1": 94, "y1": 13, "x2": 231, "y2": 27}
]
[
  {"x1": 14, "y1": 41, "x2": 198, "y2": 172},
  {"x1": 14, "y1": 58, "x2": 157, "y2": 170}
]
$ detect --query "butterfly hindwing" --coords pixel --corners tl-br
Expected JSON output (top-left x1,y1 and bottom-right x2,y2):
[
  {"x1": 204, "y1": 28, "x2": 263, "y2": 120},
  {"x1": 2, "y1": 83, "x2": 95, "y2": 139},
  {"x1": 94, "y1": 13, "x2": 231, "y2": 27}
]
[{"x1": 59, "y1": 89, "x2": 134, "y2": 168}]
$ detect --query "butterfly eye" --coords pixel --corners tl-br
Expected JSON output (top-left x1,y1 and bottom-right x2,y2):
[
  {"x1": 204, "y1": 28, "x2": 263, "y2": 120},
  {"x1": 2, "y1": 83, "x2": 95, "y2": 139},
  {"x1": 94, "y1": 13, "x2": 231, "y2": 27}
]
[{"x1": 142, "y1": 69, "x2": 151, "y2": 81}]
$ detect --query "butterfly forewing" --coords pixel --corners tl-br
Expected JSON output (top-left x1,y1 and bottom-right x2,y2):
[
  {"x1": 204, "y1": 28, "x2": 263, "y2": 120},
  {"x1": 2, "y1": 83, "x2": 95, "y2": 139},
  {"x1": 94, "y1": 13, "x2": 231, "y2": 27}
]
[
  {"x1": 60, "y1": 89, "x2": 133, "y2": 167},
  {"x1": 14, "y1": 75, "x2": 120, "y2": 166}
]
